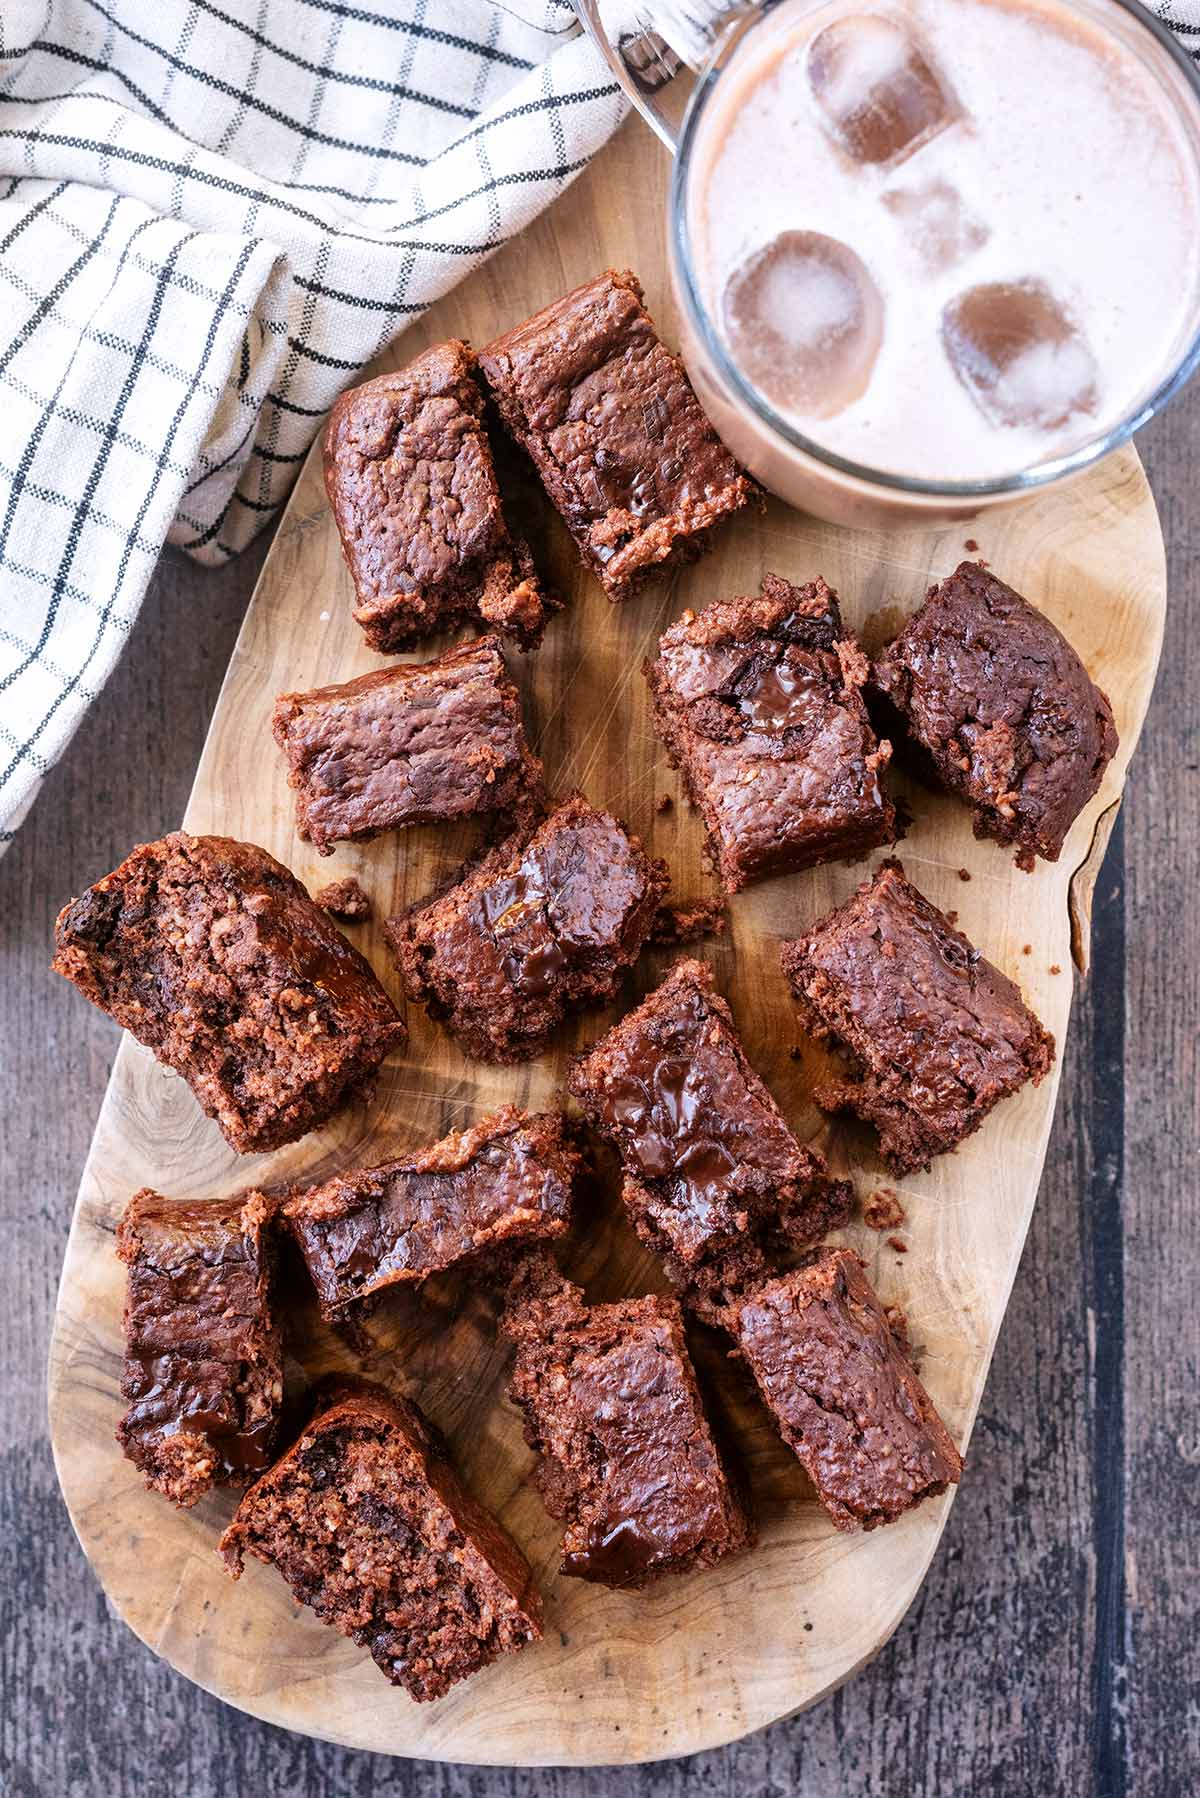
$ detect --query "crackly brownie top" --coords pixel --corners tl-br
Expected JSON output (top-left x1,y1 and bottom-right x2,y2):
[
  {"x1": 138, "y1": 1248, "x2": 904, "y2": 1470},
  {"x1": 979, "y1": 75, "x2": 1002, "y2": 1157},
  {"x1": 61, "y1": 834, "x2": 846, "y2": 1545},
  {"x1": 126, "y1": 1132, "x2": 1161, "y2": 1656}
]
[
  {"x1": 116, "y1": 1187, "x2": 280, "y2": 1483},
  {"x1": 784, "y1": 859, "x2": 1053, "y2": 1130},
  {"x1": 734, "y1": 1250, "x2": 962, "y2": 1529},
  {"x1": 283, "y1": 1107, "x2": 576, "y2": 1314},
  {"x1": 650, "y1": 575, "x2": 893, "y2": 882},
  {"x1": 272, "y1": 636, "x2": 537, "y2": 847},
  {"x1": 479, "y1": 269, "x2": 750, "y2": 584},
  {"x1": 323, "y1": 341, "x2": 507, "y2": 607},
  {"x1": 873, "y1": 560, "x2": 1117, "y2": 863},
  {"x1": 569, "y1": 958, "x2": 804, "y2": 1260},
  {"x1": 503, "y1": 1262, "x2": 748, "y2": 1586}
]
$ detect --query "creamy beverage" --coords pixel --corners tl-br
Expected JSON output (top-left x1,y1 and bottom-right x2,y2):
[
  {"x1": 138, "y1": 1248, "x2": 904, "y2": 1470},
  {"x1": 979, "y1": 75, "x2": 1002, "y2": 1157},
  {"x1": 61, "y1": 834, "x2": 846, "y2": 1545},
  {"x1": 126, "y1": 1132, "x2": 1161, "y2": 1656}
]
[{"x1": 685, "y1": 0, "x2": 1200, "y2": 484}]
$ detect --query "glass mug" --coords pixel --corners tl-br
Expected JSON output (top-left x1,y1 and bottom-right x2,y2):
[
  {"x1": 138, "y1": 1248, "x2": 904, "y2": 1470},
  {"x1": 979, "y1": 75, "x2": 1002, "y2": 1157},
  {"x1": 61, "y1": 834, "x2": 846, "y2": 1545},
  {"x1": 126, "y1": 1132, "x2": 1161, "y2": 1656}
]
[{"x1": 575, "y1": 0, "x2": 1200, "y2": 529}]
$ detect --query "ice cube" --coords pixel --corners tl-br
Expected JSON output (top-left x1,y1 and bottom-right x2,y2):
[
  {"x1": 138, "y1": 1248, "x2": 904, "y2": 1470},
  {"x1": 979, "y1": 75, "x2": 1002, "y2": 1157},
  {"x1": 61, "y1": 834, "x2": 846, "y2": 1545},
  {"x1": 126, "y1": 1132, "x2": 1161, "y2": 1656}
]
[
  {"x1": 883, "y1": 179, "x2": 989, "y2": 273},
  {"x1": 808, "y1": 15, "x2": 955, "y2": 167},
  {"x1": 722, "y1": 230, "x2": 884, "y2": 419},
  {"x1": 941, "y1": 280, "x2": 1099, "y2": 431}
]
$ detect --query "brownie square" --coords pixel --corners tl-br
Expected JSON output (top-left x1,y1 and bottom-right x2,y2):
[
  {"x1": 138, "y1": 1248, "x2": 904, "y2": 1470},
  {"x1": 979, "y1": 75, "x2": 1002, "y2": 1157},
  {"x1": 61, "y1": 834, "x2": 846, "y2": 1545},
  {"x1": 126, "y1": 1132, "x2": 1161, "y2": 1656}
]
[
  {"x1": 272, "y1": 635, "x2": 542, "y2": 855},
  {"x1": 872, "y1": 560, "x2": 1118, "y2": 869},
  {"x1": 734, "y1": 1250, "x2": 963, "y2": 1531},
  {"x1": 781, "y1": 858, "x2": 1055, "y2": 1175},
  {"x1": 647, "y1": 572, "x2": 896, "y2": 891},
  {"x1": 283, "y1": 1106, "x2": 577, "y2": 1319},
  {"x1": 478, "y1": 269, "x2": 755, "y2": 601},
  {"x1": 568, "y1": 958, "x2": 852, "y2": 1323},
  {"x1": 52, "y1": 833, "x2": 406, "y2": 1154},
  {"x1": 386, "y1": 791, "x2": 669, "y2": 1063},
  {"x1": 323, "y1": 341, "x2": 554, "y2": 652},
  {"x1": 221, "y1": 1381, "x2": 542, "y2": 1701},
  {"x1": 502, "y1": 1257, "x2": 752, "y2": 1588},
  {"x1": 116, "y1": 1188, "x2": 283, "y2": 1507}
]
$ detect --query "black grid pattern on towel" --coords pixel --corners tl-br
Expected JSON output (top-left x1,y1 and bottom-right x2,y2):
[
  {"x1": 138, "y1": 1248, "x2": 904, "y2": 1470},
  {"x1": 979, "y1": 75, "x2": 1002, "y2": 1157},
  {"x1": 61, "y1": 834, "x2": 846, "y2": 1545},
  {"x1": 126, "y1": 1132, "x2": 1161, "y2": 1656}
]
[{"x1": 0, "y1": 0, "x2": 623, "y2": 841}]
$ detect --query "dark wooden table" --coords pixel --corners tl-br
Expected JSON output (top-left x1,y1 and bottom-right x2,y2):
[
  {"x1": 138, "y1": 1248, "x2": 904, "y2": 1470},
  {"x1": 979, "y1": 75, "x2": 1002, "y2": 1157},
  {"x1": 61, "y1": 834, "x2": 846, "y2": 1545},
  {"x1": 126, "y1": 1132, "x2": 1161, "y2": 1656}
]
[{"x1": 3, "y1": 404, "x2": 1197, "y2": 1798}]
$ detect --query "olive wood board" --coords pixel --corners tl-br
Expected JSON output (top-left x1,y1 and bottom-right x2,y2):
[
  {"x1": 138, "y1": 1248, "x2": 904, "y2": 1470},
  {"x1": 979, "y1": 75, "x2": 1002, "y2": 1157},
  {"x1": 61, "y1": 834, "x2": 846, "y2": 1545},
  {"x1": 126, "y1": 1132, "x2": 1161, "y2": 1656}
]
[{"x1": 46, "y1": 115, "x2": 1166, "y2": 1767}]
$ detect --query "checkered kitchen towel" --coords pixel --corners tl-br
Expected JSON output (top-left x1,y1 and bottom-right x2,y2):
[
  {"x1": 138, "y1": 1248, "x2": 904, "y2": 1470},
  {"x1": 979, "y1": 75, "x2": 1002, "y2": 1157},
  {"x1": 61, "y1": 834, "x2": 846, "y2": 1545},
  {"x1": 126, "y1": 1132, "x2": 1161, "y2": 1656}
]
[{"x1": 0, "y1": 1, "x2": 625, "y2": 846}]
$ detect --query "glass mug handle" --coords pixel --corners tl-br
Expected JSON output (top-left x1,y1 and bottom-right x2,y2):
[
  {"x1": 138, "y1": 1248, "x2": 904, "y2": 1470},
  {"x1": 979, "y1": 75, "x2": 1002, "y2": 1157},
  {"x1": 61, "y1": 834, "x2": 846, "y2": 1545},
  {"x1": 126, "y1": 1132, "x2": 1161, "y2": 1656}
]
[{"x1": 571, "y1": 2, "x2": 760, "y2": 151}]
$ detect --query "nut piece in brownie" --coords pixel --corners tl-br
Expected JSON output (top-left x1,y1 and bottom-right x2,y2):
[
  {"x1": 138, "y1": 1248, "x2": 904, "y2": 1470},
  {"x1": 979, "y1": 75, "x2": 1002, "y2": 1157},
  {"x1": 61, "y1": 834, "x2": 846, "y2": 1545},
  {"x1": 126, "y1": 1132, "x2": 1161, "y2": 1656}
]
[
  {"x1": 386, "y1": 791, "x2": 668, "y2": 1063},
  {"x1": 116, "y1": 1188, "x2": 283, "y2": 1507},
  {"x1": 781, "y1": 859, "x2": 1055, "y2": 1175},
  {"x1": 52, "y1": 833, "x2": 406, "y2": 1153},
  {"x1": 568, "y1": 959, "x2": 852, "y2": 1323},
  {"x1": 873, "y1": 561, "x2": 1118, "y2": 869},
  {"x1": 272, "y1": 635, "x2": 542, "y2": 855},
  {"x1": 221, "y1": 1380, "x2": 541, "y2": 1701},
  {"x1": 323, "y1": 342, "x2": 553, "y2": 652},
  {"x1": 501, "y1": 1256, "x2": 752, "y2": 1588},
  {"x1": 478, "y1": 269, "x2": 755, "y2": 601},
  {"x1": 283, "y1": 1106, "x2": 577, "y2": 1319},
  {"x1": 647, "y1": 573, "x2": 895, "y2": 891},
  {"x1": 734, "y1": 1249, "x2": 962, "y2": 1531}
]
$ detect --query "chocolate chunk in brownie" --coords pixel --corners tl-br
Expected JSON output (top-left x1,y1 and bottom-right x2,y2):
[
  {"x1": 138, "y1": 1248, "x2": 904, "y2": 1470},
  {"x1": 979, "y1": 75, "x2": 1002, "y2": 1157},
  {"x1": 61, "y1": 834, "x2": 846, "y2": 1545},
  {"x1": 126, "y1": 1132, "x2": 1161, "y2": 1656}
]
[
  {"x1": 478, "y1": 269, "x2": 756, "y2": 601},
  {"x1": 272, "y1": 636, "x2": 542, "y2": 855},
  {"x1": 323, "y1": 341, "x2": 554, "y2": 652},
  {"x1": 283, "y1": 1106, "x2": 577, "y2": 1319},
  {"x1": 313, "y1": 875, "x2": 372, "y2": 921},
  {"x1": 115, "y1": 1187, "x2": 283, "y2": 1507},
  {"x1": 734, "y1": 1250, "x2": 962, "y2": 1530},
  {"x1": 221, "y1": 1380, "x2": 541, "y2": 1700},
  {"x1": 872, "y1": 560, "x2": 1118, "y2": 869},
  {"x1": 52, "y1": 833, "x2": 406, "y2": 1153},
  {"x1": 501, "y1": 1256, "x2": 752, "y2": 1588},
  {"x1": 781, "y1": 858, "x2": 1055, "y2": 1175},
  {"x1": 647, "y1": 573, "x2": 895, "y2": 892},
  {"x1": 386, "y1": 792, "x2": 668, "y2": 1063},
  {"x1": 569, "y1": 959, "x2": 852, "y2": 1323}
]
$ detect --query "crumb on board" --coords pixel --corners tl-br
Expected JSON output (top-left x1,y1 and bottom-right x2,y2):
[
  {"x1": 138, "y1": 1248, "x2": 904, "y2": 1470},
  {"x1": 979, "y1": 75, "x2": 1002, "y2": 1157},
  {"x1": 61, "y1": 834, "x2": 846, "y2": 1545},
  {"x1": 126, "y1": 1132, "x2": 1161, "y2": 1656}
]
[
  {"x1": 884, "y1": 1303, "x2": 910, "y2": 1350},
  {"x1": 656, "y1": 793, "x2": 673, "y2": 814},
  {"x1": 958, "y1": 867, "x2": 971, "y2": 881},
  {"x1": 887, "y1": 1236, "x2": 908, "y2": 1253},
  {"x1": 1022, "y1": 944, "x2": 1032, "y2": 955},
  {"x1": 650, "y1": 898, "x2": 726, "y2": 946},
  {"x1": 789, "y1": 1045, "x2": 804, "y2": 1060},
  {"x1": 964, "y1": 538, "x2": 979, "y2": 552},
  {"x1": 1049, "y1": 963, "x2": 1061, "y2": 975},
  {"x1": 863, "y1": 1188, "x2": 906, "y2": 1231},
  {"x1": 313, "y1": 875, "x2": 372, "y2": 921},
  {"x1": 946, "y1": 910, "x2": 958, "y2": 926}
]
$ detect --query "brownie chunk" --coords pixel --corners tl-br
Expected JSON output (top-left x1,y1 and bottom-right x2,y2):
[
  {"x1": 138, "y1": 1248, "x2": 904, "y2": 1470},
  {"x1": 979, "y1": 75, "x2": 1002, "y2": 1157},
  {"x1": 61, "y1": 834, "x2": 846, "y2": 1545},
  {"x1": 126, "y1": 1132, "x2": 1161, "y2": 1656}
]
[
  {"x1": 478, "y1": 269, "x2": 755, "y2": 601},
  {"x1": 284, "y1": 1106, "x2": 577, "y2": 1319},
  {"x1": 323, "y1": 342, "x2": 553, "y2": 652},
  {"x1": 313, "y1": 875, "x2": 371, "y2": 921},
  {"x1": 502, "y1": 1257, "x2": 752, "y2": 1588},
  {"x1": 221, "y1": 1381, "x2": 541, "y2": 1700},
  {"x1": 569, "y1": 959, "x2": 852, "y2": 1323},
  {"x1": 873, "y1": 561, "x2": 1118, "y2": 869},
  {"x1": 781, "y1": 859, "x2": 1055, "y2": 1175},
  {"x1": 52, "y1": 833, "x2": 405, "y2": 1153},
  {"x1": 647, "y1": 573, "x2": 895, "y2": 891},
  {"x1": 116, "y1": 1188, "x2": 283, "y2": 1507},
  {"x1": 272, "y1": 636, "x2": 542, "y2": 855},
  {"x1": 734, "y1": 1250, "x2": 962, "y2": 1530},
  {"x1": 386, "y1": 792, "x2": 668, "y2": 1062}
]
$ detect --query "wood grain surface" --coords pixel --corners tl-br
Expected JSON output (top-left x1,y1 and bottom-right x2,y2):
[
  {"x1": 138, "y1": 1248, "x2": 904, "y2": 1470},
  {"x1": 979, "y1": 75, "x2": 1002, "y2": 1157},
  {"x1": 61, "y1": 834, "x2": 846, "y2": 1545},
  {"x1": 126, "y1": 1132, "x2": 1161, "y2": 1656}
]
[
  {"x1": 3, "y1": 132, "x2": 1198, "y2": 1798},
  {"x1": 38, "y1": 113, "x2": 1167, "y2": 1770}
]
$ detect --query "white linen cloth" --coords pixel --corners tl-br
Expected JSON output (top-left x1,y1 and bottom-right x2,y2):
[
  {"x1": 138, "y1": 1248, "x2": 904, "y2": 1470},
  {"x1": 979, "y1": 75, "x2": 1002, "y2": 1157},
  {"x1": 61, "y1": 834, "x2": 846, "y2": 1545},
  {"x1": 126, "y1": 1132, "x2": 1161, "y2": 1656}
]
[{"x1": 0, "y1": 0, "x2": 624, "y2": 846}]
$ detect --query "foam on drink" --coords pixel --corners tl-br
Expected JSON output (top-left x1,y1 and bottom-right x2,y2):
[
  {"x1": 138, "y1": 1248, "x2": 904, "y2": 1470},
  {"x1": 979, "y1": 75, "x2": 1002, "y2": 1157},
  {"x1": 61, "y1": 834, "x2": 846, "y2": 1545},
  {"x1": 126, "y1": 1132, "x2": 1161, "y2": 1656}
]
[{"x1": 688, "y1": 0, "x2": 1200, "y2": 481}]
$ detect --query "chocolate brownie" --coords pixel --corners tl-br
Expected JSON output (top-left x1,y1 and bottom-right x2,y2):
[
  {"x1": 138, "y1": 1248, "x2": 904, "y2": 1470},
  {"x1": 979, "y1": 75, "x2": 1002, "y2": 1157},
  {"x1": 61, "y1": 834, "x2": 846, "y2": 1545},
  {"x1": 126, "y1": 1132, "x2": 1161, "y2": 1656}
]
[
  {"x1": 323, "y1": 341, "x2": 553, "y2": 652},
  {"x1": 873, "y1": 561, "x2": 1118, "y2": 869},
  {"x1": 478, "y1": 269, "x2": 755, "y2": 601},
  {"x1": 116, "y1": 1187, "x2": 283, "y2": 1507},
  {"x1": 272, "y1": 636, "x2": 542, "y2": 856},
  {"x1": 647, "y1": 573, "x2": 895, "y2": 891},
  {"x1": 781, "y1": 859, "x2": 1055, "y2": 1175},
  {"x1": 52, "y1": 833, "x2": 405, "y2": 1153},
  {"x1": 501, "y1": 1257, "x2": 752, "y2": 1588},
  {"x1": 386, "y1": 792, "x2": 668, "y2": 1062},
  {"x1": 733, "y1": 1250, "x2": 962, "y2": 1530},
  {"x1": 221, "y1": 1380, "x2": 541, "y2": 1700},
  {"x1": 283, "y1": 1106, "x2": 577, "y2": 1319},
  {"x1": 568, "y1": 959, "x2": 852, "y2": 1323}
]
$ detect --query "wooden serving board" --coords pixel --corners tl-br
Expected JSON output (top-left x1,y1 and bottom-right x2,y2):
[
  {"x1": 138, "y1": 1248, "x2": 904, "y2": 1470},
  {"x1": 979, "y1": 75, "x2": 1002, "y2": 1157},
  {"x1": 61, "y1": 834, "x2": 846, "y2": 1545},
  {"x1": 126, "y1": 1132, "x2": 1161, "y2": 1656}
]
[{"x1": 46, "y1": 115, "x2": 1165, "y2": 1766}]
